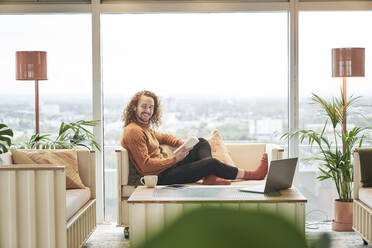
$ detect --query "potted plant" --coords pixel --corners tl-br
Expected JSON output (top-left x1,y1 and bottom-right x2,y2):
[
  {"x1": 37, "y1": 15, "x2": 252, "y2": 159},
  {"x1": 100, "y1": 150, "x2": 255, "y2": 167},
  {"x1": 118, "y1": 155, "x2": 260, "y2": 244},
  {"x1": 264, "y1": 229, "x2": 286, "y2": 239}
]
[
  {"x1": 283, "y1": 90, "x2": 371, "y2": 231},
  {"x1": 14, "y1": 120, "x2": 100, "y2": 150}
]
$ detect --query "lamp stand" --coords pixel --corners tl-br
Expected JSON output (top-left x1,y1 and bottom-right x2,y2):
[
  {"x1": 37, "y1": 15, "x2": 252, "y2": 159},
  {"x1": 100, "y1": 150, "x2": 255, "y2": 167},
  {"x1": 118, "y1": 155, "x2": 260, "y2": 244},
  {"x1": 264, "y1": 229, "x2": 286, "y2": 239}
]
[
  {"x1": 35, "y1": 79, "x2": 40, "y2": 135},
  {"x1": 342, "y1": 77, "x2": 347, "y2": 153}
]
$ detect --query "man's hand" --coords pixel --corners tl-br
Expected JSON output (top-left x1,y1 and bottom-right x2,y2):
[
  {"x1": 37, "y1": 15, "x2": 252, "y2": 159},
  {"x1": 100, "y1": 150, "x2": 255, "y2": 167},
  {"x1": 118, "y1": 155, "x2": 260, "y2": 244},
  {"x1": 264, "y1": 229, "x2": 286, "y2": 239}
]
[{"x1": 175, "y1": 147, "x2": 192, "y2": 162}]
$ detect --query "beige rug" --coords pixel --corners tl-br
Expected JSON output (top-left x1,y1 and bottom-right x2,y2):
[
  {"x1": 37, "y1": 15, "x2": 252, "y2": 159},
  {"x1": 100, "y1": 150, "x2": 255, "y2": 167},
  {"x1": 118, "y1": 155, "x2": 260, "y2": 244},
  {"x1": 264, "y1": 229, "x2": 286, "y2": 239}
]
[{"x1": 83, "y1": 223, "x2": 369, "y2": 248}]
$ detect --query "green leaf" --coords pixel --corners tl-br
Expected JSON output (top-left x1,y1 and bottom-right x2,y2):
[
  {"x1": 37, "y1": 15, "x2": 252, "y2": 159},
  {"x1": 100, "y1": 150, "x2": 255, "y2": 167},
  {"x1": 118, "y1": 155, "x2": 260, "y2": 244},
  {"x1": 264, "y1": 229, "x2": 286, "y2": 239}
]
[
  {"x1": 0, "y1": 129, "x2": 14, "y2": 137},
  {"x1": 0, "y1": 143, "x2": 8, "y2": 154},
  {"x1": 0, "y1": 136, "x2": 12, "y2": 146},
  {"x1": 0, "y1": 123, "x2": 14, "y2": 154}
]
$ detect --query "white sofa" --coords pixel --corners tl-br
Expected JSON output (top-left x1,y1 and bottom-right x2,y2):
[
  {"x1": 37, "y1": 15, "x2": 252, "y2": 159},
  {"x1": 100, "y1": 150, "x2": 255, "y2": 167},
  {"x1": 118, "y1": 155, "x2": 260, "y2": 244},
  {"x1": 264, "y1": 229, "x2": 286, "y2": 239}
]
[
  {"x1": 0, "y1": 150, "x2": 96, "y2": 248},
  {"x1": 116, "y1": 143, "x2": 284, "y2": 237},
  {"x1": 353, "y1": 148, "x2": 372, "y2": 245}
]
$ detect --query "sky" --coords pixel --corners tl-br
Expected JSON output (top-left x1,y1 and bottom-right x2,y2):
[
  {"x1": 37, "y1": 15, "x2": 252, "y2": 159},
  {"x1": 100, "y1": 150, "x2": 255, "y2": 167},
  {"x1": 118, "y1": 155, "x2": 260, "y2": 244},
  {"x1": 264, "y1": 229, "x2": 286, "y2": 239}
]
[
  {"x1": 0, "y1": 11, "x2": 371, "y2": 99},
  {"x1": 101, "y1": 12, "x2": 288, "y2": 99},
  {"x1": 0, "y1": 14, "x2": 92, "y2": 97}
]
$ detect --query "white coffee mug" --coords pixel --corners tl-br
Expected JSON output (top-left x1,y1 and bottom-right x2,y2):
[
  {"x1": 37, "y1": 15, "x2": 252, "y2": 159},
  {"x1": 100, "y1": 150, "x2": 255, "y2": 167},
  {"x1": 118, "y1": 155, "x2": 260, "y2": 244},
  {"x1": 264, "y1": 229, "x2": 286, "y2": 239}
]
[{"x1": 140, "y1": 175, "x2": 158, "y2": 187}]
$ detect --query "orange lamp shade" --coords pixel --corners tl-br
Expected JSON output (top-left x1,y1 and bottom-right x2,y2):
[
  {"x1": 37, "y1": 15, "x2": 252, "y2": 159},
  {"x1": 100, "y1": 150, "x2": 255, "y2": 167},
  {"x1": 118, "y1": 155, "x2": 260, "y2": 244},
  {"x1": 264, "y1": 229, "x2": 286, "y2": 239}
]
[
  {"x1": 332, "y1": 48, "x2": 365, "y2": 78},
  {"x1": 16, "y1": 51, "x2": 47, "y2": 80}
]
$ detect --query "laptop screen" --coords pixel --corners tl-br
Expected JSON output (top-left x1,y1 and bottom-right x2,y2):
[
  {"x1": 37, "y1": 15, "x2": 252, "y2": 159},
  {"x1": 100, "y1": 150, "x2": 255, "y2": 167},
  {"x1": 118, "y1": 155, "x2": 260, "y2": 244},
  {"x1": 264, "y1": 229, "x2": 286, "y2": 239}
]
[{"x1": 264, "y1": 158, "x2": 298, "y2": 192}]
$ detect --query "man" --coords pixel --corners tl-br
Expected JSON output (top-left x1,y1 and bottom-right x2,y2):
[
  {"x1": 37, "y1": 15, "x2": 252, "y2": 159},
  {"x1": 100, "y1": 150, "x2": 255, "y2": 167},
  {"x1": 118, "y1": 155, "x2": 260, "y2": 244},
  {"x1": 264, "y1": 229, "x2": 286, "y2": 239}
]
[{"x1": 121, "y1": 90, "x2": 268, "y2": 185}]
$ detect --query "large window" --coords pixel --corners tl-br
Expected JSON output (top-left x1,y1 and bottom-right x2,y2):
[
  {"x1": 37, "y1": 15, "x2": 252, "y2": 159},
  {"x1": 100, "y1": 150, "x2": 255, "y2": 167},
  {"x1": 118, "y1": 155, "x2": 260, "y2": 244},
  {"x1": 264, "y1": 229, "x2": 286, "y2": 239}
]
[
  {"x1": 299, "y1": 11, "x2": 372, "y2": 221},
  {"x1": 0, "y1": 14, "x2": 92, "y2": 142},
  {"x1": 102, "y1": 12, "x2": 288, "y2": 222}
]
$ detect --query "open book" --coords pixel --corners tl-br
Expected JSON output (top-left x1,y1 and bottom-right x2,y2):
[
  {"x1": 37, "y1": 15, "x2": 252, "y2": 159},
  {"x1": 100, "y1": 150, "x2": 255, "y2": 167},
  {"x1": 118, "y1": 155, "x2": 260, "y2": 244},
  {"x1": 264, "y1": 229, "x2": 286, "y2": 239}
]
[{"x1": 173, "y1": 136, "x2": 199, "y2": 154}]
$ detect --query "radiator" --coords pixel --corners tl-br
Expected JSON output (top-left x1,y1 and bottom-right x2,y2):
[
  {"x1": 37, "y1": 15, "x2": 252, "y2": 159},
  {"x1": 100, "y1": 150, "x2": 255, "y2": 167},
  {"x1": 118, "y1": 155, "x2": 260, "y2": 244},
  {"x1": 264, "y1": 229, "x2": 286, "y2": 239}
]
[{"x1": 0, "y1": 166, "x2": 67, "y2": 248}]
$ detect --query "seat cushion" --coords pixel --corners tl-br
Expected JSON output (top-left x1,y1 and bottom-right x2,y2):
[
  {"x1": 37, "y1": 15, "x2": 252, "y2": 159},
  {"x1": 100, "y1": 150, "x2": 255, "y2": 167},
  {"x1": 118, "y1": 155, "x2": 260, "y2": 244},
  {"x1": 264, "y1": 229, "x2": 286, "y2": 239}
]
[
  {"x1": 66, "y1": 188, "x2": 91, "y2": 220},
  {"x1": 359, "y1": 187, "x2": 372, "y2": 207}
]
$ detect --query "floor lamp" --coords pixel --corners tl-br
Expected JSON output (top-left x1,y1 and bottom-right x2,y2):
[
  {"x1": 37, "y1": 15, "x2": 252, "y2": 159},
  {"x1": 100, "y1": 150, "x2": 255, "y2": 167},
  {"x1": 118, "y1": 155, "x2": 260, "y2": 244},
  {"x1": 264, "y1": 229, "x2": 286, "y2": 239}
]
[
  {"x1": 332, "y1": 47, "x2": 365, "y2": 153},
  {"x1": 16, "y1": 51, "x2": 48, "y2": 135}
]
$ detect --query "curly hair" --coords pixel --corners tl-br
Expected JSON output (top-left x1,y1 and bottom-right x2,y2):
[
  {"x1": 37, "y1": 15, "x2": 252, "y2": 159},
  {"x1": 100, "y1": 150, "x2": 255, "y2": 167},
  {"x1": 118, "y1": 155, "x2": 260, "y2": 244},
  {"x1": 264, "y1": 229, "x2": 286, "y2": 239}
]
[{"x1": 122, "y1": 90, "x2": 162, "y2": 127}]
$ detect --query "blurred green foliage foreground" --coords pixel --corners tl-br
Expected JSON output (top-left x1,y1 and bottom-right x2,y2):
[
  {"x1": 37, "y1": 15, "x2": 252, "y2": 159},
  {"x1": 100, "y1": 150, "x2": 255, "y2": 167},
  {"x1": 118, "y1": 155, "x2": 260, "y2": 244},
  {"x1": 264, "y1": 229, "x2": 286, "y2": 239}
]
[{"x1": 135, "y1": 207, "x2": 330, "y2": 248}]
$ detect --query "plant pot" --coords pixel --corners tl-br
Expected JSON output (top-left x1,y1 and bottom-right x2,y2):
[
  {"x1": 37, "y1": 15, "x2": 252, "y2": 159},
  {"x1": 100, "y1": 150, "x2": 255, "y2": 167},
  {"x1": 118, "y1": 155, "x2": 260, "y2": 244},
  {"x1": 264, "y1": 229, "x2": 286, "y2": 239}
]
[{"x1": 332, "y1": 199, "x2": 353, "y2": 231}]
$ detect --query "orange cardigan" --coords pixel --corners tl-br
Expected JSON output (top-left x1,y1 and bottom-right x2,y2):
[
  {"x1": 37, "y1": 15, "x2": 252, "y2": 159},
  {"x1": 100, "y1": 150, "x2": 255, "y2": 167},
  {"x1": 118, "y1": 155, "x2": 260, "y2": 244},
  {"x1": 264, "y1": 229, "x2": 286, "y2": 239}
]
[{"x1": 121, "y1": 122, "x2": 183, "y2": 176}]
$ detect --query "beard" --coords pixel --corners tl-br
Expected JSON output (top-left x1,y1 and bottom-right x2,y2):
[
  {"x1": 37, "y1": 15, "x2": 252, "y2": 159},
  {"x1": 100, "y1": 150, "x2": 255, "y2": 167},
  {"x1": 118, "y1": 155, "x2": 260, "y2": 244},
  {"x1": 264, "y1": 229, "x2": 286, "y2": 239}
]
[{"x1": 136, "y1": 112, "x2": 151, "y2": 123}]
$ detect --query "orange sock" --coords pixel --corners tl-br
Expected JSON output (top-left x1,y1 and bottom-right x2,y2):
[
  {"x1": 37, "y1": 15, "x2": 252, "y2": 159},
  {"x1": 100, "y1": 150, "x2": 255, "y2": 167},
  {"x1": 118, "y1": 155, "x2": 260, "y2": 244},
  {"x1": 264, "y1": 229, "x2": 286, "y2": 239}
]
[
  {"x1": 203, "y1": 175, "x2": 231, "y2": 185},
  {"x1": 243, "y1": 153, "x2": 268, "y2": 180}
]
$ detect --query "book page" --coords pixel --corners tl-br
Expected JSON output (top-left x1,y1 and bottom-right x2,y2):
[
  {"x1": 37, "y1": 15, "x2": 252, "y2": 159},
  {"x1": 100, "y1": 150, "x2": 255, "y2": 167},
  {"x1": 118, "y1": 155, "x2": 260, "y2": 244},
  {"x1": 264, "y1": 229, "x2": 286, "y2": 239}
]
[{"x1": 173, "y1": 136, "x2": 199, "y2": 154}]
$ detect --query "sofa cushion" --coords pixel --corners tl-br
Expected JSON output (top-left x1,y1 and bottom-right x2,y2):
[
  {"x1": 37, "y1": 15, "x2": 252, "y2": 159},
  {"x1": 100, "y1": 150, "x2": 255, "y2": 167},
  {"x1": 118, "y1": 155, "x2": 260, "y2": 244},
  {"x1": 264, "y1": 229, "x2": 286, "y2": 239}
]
[
  {"x1": 207, "y1": 129, "x2": 236, "y2": 166},
  {"x1": 11, "y1": 149, "x2": 86, "y2": 189},
  {"x1": 225, "y1": 144, "x2": 266, "y2": 171},
  {"x1": 66, "y1": 188, "x2": 91, "y2": 220},
  {"x1": 358, "y1": 148, "x2": 372, "y2": 187},
  {"x1": 359, "y1": 187, "x2": 372, "y2": 207},
  {"x1": 76, "y1": 150, "x2": 95, "y2": 196},
  {"x1": 128, "y1": 161, "x2": 142, "y2": 186}
]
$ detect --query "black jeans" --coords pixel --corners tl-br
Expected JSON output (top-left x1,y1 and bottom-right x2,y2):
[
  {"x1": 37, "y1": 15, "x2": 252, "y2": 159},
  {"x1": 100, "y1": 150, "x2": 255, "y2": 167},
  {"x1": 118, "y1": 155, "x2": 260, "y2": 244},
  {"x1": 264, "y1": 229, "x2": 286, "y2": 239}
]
[{"x1": 157, "y1": 138, "x2": 238, "y2": 185}]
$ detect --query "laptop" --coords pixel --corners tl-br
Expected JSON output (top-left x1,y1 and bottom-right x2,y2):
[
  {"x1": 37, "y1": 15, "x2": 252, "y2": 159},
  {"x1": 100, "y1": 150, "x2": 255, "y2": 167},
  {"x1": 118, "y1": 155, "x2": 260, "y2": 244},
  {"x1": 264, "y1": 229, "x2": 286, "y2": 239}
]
[{"x1": 239, "y1": 158, "x2": 298, "y2": 194}]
